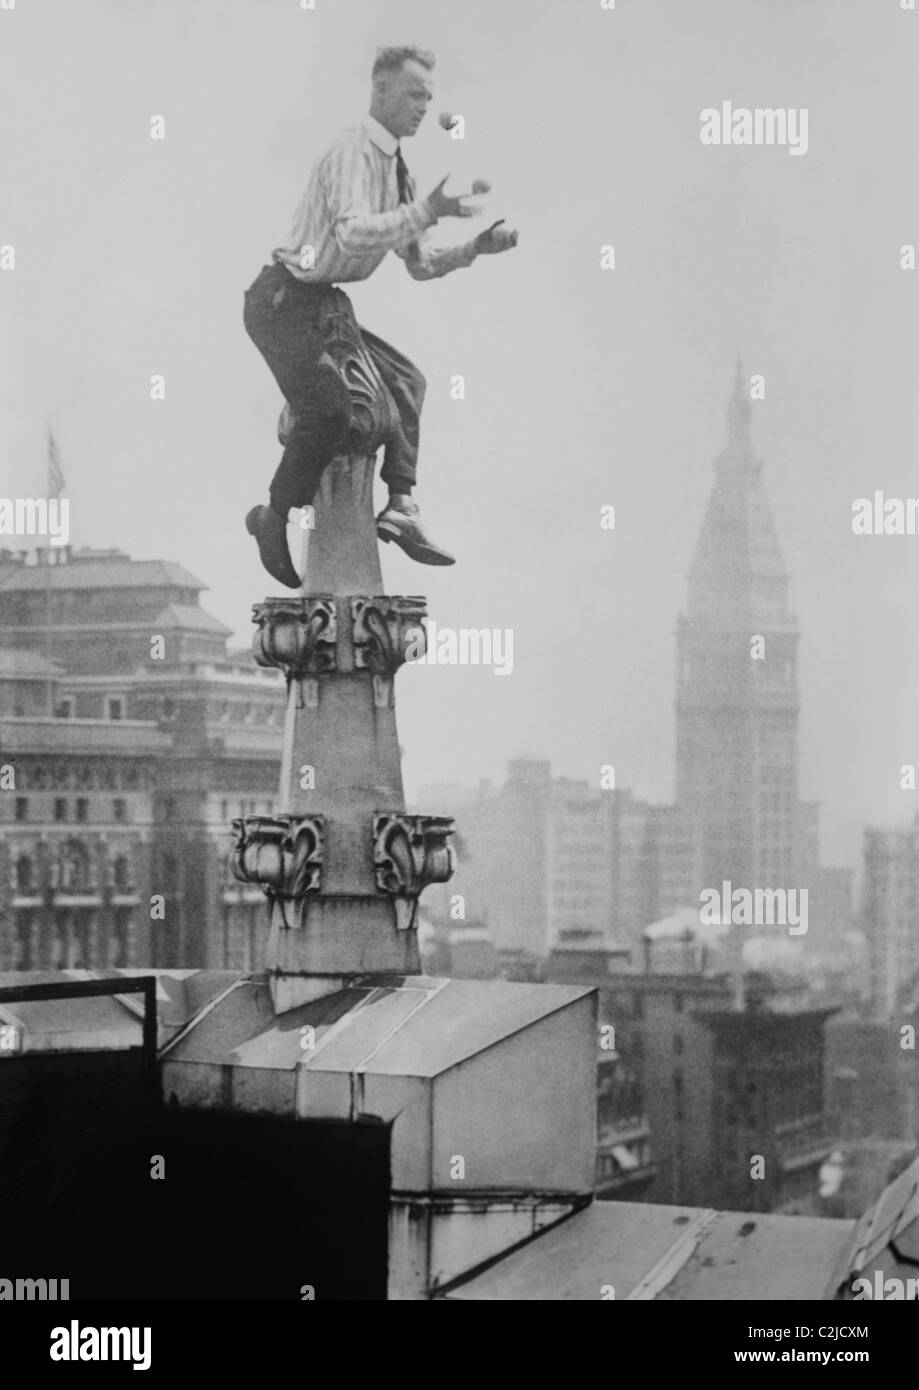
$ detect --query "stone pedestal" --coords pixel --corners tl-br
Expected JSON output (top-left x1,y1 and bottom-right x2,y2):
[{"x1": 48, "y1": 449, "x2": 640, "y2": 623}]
[{"x1": 231, "y1": 290, "x2": 455, "y2": 1011}]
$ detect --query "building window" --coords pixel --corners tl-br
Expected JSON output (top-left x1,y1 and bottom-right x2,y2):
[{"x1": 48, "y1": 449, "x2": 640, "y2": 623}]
[
  {"x1": 54, "y1": 697, "x2": 74, "y2": 719},
  {"x1": 106, "y1": 696, "x2": 125, "y2": 721},
  {"x1": 162, "y1": 697, "x2": 177, "y2": 720},
  {"x1": 16, "y1": 912, "x2": 34, "y2": 969},
  {"x1": 15, "y1": 797, "x2": 27, "y2": 823},
  {"x1": 60, "y1": 840, "x2": 91, "y2": 894},
  {"x1": 674, "y1": 1033, "x2": 684, "y2": 1055},
  {"x1": 15, "y1": 856, "x2": 34, "y2": 895},
  {"x1": 76, "y1": 798, "x2": 89, "y2": 823},
  {"x1": 674, "y1": 993, "x2": 684, "y2": 1013},
  {"x1": 111, "y1": 908, "x2": 133, "y2": 968},
  {"x1": 673, "y1": 1071, "x2": 684, "y2": 1096},
  {"x1": 72, "y1": 911, "x2": 92, "y2": 969},
  {"x1": 113, "y1": 798, "x2": 127, "y2": 823},
  {"x1": 113, "y1": 857, "x2": 132, "y2": 894},
  {"x1": 54, "y1": 798, "x2": 67, "y2": 822}
]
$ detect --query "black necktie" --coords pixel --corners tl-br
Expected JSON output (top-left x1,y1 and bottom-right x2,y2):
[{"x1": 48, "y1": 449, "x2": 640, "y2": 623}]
[
  {"x1": 395, "y1": 145, "x2": 411, "y2": 204},
  {"x1": 395, "y1": 144, "x2": 421, "y2": 267}
]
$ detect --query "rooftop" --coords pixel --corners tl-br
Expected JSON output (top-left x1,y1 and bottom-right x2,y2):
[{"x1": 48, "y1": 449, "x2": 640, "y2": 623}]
[
  {"x1": 153, "y1": 604, "x2": 232, "y2": 636},
  {"x1": 0, "y1": 550, "x2": 206, "y2": 593},
  {"x1": 441, "y1": 1201, "x2": 853, "y2": 1301}
]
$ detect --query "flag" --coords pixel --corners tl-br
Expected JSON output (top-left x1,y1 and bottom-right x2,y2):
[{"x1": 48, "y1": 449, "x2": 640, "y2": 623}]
[{"x1": 48, "y1": 429, "x2": 66, "y2": 498}]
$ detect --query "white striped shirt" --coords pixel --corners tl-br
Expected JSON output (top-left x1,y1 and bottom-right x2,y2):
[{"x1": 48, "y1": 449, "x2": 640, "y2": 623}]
[{"x1": 272, "y1": 116, "x2": 478, "y2": 284}]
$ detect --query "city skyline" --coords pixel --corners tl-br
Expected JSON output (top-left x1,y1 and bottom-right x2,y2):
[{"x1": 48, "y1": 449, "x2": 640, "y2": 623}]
[
  {"x1": 3, "y1": 0, "x2": 918, "y2": 871},
  {"x1": 5, "y1": 354, "x2": 913, "y2": 889}
]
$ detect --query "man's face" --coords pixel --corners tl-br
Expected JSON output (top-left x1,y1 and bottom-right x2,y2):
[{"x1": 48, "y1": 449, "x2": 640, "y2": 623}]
[{"x1": 376, "y1": 59, "x2": 434, "y2": 138}]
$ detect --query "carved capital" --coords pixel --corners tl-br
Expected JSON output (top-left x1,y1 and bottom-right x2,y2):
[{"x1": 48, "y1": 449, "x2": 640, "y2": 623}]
[
  {"x1": 231, "y1": 814, "x2": 325, "y2": 898},
  {"x1": 372, "y1": 813, "x2": 456, "y2": 929},
  {"x1": 351, "y1": 596, "x2": 427, "y2": 677},
  {"x1": 251, "y1": 597, "x2": 337, "y2": 679}
]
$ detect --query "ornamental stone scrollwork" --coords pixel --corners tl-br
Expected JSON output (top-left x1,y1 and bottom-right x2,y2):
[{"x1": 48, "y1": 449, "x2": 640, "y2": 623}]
[
  {"x1": 231, "y1": 814, "x2": 325, "y2": 902},
  {"x1": 372, "y1": 813, "x2": 456, "y2": 931},
  {"x1": 350, "y1": 596, "x2": 427, "y2": 677},
  {"x1": 251, "y1": 598, "x2": 337, "y2": 681}
]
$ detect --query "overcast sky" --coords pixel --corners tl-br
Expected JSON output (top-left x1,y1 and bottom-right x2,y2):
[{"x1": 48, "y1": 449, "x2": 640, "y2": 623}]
[{"x1": 2, "y1": 0, "x2": 918, "y2": 872}]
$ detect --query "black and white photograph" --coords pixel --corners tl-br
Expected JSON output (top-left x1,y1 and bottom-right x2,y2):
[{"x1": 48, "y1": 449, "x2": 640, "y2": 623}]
[{"x1": 1, "y1": 0, "x2": 918, "y2": 1347}]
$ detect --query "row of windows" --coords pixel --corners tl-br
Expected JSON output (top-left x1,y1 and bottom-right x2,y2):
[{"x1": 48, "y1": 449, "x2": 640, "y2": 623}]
[
  {"x1": 220, "y1": 799, "x2": 275, "y2": 820},
  {"x1": 14, "y1": 763, "x2": 150, "y2": 792},
  {"x1": 54, "y1": 696, "x2": 125, "y2": 720},
  {"x1": 152, "y1": 798, "x2": 275, "y2": 822},
  {"x1": 13, "y1": 850, "x2": 135, "y2": 896},
  {"x1": 14, "y1": 797, "x2": 128, "y2": 824},
  {"x1": 214, "y1": 703, "x2": 282, "y2": 726},
  {"x1": 5, "y1": 907, "x2": 136, "y2": 971},
  {"x1": 679, "y1": 658, "x2": 796, "y2": 684},
  {"x1": 606, "y1": 991, "x2": 685, "y2": 1022},
  {"x1": 51, "y1": 696, "x2": 282, "y2": 725}
]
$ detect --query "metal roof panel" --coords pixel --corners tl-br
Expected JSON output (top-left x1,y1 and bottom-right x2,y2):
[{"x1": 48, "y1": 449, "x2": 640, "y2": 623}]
[{"x1": 444, "y1": 1201, "x2": 853, "y2": 1301}]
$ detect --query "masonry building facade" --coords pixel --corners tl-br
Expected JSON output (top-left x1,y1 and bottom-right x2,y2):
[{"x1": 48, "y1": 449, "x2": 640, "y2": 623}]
[{"x1": 0, "y1": 547, "x2": 282, "y2": 973}]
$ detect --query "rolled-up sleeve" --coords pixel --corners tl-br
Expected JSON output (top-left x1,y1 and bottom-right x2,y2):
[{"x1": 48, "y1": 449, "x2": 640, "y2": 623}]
[{"x1": 397, "y1": 233, "x2": 478, "y2": 281}]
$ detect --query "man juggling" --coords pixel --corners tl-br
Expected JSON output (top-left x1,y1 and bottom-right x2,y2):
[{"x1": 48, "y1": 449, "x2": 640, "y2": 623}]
[{"x1": 244, "y1": 45, "x2": 518, "y2": 587}]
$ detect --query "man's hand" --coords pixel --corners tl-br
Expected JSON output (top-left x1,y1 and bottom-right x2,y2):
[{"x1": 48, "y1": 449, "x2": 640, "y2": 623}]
[
  {"x1": 473, "y1": 219, "x2": 519, "y2": 255},
  {"x1": 426, "y1": 174, "x2": 481, "y2": 221}
]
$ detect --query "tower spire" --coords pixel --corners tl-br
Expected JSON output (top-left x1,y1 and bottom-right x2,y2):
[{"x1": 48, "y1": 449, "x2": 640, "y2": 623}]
[{"x1": 726, "y1": 356, "x2": 751, "y2": 447}]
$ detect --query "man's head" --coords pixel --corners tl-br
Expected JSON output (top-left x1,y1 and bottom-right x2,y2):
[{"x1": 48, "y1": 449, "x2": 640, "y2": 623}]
[{"x1": 370, "y1": 46, "x2": 435, "y2": 139}]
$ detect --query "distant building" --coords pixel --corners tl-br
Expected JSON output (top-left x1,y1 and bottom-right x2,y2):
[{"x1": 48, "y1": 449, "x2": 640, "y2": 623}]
[
  {"x1": 806, "y1": 865, "x2": 855, "y2": 957},
  {"x1": 701, "y1": 992, "x2": 837, "y2": 1214},
  {"x1": 418, "y1": 759, "x2": 661, "y2": 956},
  {"x1": 825, "y1": 1012, "x2": 919, "y2": 1145},
  {"x1": 545, "y1": 940, "x2": 654, "y2": 1199},
  {"x1": 595, "y1": 1042, "x2": 655, "y2": 1201},
  {"x1": 542, "y1": 929, "x2": 836, "y2": 1214},
  {"x1": 661, "y1": 366, "x2": 819, "y2": 913},
  {"x1": 861, "y1": 817, "x2": 919, "y2": 1017},
  {"x1": 422, "y1": 922, "x2": 501, "y2": 980},
  {"x1": 0, "y1": 547, "x2": 283, "y2": 973}
]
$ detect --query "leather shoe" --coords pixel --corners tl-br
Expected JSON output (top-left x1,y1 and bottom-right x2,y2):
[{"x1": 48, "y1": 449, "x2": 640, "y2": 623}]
[
  {"x1": 376, "y1": 499, "x2": 455, "y2": 566},
  {"x1": 245, "y1": 505, "x2": 301, "y2": 589}
]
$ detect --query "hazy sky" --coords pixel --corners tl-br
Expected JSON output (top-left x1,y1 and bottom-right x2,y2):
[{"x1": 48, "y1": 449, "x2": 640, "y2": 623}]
[{"x1": 2, "y1": 0, "x2": 918, "y2": 871}]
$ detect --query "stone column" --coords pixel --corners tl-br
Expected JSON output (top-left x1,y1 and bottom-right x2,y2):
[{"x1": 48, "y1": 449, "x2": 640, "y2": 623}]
[{"x1": 231, "y1": 289, "x2": 455, "y2": 1012}]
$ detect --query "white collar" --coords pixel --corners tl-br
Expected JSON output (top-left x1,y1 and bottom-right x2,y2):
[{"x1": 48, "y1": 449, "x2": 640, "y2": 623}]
[{"x1": 365, "y1": 114, "x2": 399, "y2": 157}]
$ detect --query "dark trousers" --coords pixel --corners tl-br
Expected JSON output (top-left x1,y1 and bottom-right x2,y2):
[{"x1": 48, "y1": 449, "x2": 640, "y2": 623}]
[{"x1": 243, "y1": 263, "x2": 425, "y2": 515}]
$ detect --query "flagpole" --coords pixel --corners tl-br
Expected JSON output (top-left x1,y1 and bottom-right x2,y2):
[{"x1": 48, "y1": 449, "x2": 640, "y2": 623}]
[
  {"x1": 45, "y1": 429, "x2": 66, "y2": 717},
  {"x1": 44, "y1": 533, "x2": 53, "y2": 717}
]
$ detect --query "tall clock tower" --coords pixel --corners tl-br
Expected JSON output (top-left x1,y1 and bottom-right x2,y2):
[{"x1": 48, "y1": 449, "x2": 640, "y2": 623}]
[{"x1": 673, "y1": 364, "x2": 803, "y2": 902}]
